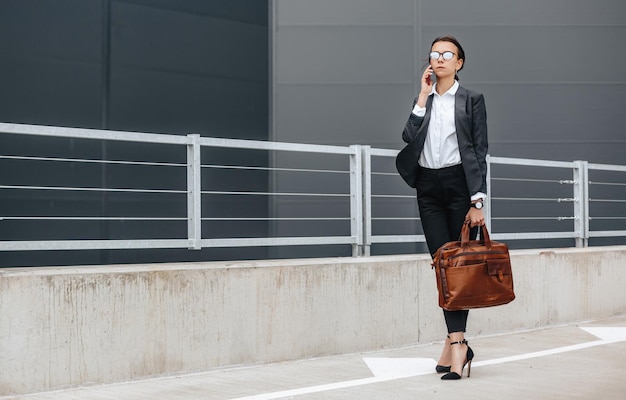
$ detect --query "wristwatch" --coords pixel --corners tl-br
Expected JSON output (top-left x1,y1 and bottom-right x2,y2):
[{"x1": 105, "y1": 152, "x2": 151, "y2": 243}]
[{"x1": 471, "y1": 200, "x2": 484, "y2": 210}]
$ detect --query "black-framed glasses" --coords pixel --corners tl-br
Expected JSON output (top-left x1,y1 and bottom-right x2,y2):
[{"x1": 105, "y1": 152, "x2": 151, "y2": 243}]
[{"x1": 430, "y1": 51, "x2": 456, "y2": 61}]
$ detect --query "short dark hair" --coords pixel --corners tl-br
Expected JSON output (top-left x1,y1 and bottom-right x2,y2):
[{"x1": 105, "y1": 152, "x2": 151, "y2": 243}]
[{"x1": 431, "y1": 35, "x2": 465, "y2": 80}]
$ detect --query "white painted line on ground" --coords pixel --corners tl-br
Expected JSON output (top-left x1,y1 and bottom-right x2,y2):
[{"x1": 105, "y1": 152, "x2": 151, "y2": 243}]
[
  {"x1": 229, "y1": 327, "x2": 626, "y2": 400},
  {"x1": 363, "y1": 357, "x2": 436, "y2": 378},
  {"x1": 580, "y1": 326, "x2": 626, "y2": 341},
  {"x1": 228, "y1": 376, "x2": 395, "y2": 400}
]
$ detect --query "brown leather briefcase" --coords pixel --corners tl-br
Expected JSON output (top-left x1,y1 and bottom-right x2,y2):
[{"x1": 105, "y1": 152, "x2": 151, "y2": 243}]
[{"x1": 432, "y1": 222, "x2": 515, "y2": 311}]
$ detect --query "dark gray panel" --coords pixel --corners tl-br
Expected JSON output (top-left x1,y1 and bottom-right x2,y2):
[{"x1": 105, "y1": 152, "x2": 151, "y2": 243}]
[
  {"x1": 275, "y1": 84, "x2": 414, "y2": 147},
  {"x1": 0, "y1": 0, "x2": 102, "y2": 61},
  {"x1": 489, "y1": 141, "x2": 626, "y2": 166},
  {"x1": 109, "y1": 67, "x2": 267, "y2": 139},
  {"x1": 272, "y1": 0, "x2": 626, "y2": 256},
  {"x1": 0, "y1": 58, "x2": 101, "y2": 127},
  {"x1": 421, "y1": 26, "x2": 626, "y2": 84},
  {"x1": 119, "y1": 0, "x2": 268, "y2": 26},
  {"x1": 111, "y1": 2, "x2": 268, "y2": 83},
  {"x1": 471, "y1": 83, "x2": 626, "y2": 164},
  {"x1": 474, "y1": 83, "x2": 626, "y2": 145},
  {"x1": 0, "y1": 0, "x2": 102, "y2": 127},
  {"x1": 276, "y1": 0, "x2": 414, "y2": 26},
  {"x1": 0, "y1": 1, "x2": 271, "y2": 267},
  {"x1": 421, "y1": 0, "x2": 626, "y2": 26},
  {"x1": 276, "y1": 26, "x2": 415, "y2": 84}
]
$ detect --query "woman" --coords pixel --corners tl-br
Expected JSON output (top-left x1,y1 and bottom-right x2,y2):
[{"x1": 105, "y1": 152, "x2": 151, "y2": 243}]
[{"x1": 395, "y1": 35, "x2": 488, "y2": 380}]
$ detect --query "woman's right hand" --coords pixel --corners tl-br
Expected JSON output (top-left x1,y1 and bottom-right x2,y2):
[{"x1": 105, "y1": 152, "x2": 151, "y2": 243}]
[
  {"x1": 415, "y1": 66, "x2": 433, "y2": 108},
  {"x1": 421, "y1": 66, "x2": 434, "y2": 95}
]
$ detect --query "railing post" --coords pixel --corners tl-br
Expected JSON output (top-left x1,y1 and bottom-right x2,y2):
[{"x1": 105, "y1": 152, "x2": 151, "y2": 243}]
[
  {"x1": 361, "y1": 146, "x2": 372, "y2": 256},
  {"x1": 582, "y1": 160, "x2": 589, "y2": 247},
  {"x1": 349, "y1": 145, "x2": 364, "y2": 256},
  {"x1": 187, "y1": 134, "x2": 202, "y2": 250},
  {"x1": 573, "y1": 160, "x2": 589, "y2": 247}
]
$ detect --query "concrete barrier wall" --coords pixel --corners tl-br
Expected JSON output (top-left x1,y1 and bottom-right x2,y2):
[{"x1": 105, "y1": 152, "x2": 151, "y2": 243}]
[{"x1": 1, "y1": 246, "x2": 625, "y2": 396}]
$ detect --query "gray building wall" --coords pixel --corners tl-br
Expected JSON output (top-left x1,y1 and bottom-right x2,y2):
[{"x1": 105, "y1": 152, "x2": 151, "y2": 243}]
[
  {"x1": 0, "y1": 0, "x2": 270, "y2": 267},
  {"x1": 1, "y1": 1, "x2": 624, "y2": 265},
  {"x1": 272, "y1": 0, "x2": 626, "y2": 160},
  {"x1": 270, "y1": 0, "x2": 626, "y2": 257}
]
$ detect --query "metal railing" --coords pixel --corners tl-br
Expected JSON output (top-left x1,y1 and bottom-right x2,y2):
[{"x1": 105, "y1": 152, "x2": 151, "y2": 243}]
[
  {"x1": 1, "y1": 122, "x2": 625, "y2": 257},
  {"x1": 587, "y1": 162, "x2": 626, "y2": 240}
]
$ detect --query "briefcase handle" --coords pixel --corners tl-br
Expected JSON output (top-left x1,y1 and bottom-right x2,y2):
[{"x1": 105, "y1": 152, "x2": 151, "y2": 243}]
[{"x1": 460, "y1": 221, "x2": 492, "y2": 248}]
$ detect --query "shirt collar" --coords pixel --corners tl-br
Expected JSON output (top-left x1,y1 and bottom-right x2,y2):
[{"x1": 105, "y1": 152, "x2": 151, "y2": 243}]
[{"x1": 431, "y1": 80, "x2": 459, "y2": 97}]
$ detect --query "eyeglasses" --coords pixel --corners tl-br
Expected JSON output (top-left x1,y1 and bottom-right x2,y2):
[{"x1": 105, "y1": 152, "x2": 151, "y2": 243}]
[{"x1": 429, "y1": 51, "x2": 456, "y2": 61}]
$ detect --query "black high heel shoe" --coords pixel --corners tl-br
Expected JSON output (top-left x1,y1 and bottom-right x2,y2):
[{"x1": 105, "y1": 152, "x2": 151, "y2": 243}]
[
  {"x1": 441, "y1": 339, "x2": 474, "y2": 380},
  {"x1": 436, "y1": 365, "x2": 451, "y2": 373}
]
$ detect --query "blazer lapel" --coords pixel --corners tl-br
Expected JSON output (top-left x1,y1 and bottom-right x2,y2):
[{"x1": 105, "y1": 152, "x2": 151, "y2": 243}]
[{"x1": 454, "y1": 87, "x2": 471, "y2": 145}]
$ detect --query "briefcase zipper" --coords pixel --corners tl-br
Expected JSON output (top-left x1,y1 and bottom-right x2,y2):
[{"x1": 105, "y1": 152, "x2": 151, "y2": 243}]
[
  {"x1": 448, "y1": 250, "x2": 508, "y2": 260},
  {"x1": 432, "y1": 250, "x2": 509, "y2": 269}
]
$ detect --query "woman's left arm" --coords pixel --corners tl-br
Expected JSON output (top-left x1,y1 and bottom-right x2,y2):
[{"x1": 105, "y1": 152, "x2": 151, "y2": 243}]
[
  {"x1": 466, "y1": 94, "x2": 488, "y2": 227},
  {"x1": 471, "y1": 94, "x2": 488, "y2": 191}
]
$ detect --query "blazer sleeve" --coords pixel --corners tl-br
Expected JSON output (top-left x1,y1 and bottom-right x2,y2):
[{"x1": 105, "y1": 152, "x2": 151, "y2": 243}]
[
  {"x1": 471, "y1": 93, "x2": 488, "y2": 194},
  {"x1": 402, "y1": 98, "x2": 424, "y2": 143}
]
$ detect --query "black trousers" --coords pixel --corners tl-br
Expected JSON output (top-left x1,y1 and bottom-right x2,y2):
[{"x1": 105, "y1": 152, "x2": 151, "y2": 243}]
[{"x1": 416, "y1": 164, "x2": 478, "y2": 334}]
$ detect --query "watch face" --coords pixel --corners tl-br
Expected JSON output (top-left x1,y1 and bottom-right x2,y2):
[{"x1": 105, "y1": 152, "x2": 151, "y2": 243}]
[{"x1": 474, "y1": 201, "x2": 483, "y2": 209}]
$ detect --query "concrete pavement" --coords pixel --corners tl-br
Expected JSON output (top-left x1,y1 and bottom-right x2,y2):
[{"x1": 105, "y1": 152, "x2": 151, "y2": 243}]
[{"x1": 4, "y1": 316, "x2": 625, "y2": 400}]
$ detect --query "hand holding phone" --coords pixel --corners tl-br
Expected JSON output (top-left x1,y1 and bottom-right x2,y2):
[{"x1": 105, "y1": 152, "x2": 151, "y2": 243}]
[{"x1": 421, "y1": 66, "x2": 434, "y2": 94}]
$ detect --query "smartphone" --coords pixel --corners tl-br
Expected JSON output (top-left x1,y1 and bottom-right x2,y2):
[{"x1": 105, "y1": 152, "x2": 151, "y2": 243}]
[
  {"x1": 424, "y1": 65, "x2": 435, "y2": 86},
  {"x1": 427, "y1": 67, "x2": 436, "y2": 85}
]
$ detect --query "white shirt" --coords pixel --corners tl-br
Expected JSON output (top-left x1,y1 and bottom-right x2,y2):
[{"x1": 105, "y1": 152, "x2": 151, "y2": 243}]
[
  {"x1": 413, "y1": 81, "x2": 461, "y2": 169},
  {"x1": 412, "y1": 81, "x2": 485, "y2": 201}
]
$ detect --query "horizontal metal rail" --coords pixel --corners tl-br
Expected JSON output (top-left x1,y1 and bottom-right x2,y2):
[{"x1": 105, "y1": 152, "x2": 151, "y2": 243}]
[
  {"x1": 199, "y1": 136, "x2": 355, "y2": 155},
  {"x1": 370, "y1": 234, "x2": 426, "y2": 244},
  {"x1": 588, "y1": 163, "x2": 626, "y2": 172},
  {"x1": 488, "y1": 155, "x2": 574, "y2": 169},
  {"x1": 200, "y1": 236, "x2": 357, "y2": 248},
  {"x1": 0, "y1": 239, "x2": 193, "y2": 251},
  {"x1": 0, "y1": 123, "x2": 362, "y2": 255},
  {"x1": 364, "y1": 150, "x2": 625, "y2": 252},
  {"x1": 203, "y1": 164, "x2": 349, "y2": 174},
  {"x1": 1, "y1": 122, "x2": 625, "y2": 258},
  {"x1": 201, "y1": 191, "x2": 349, "y2": 197},
  {"x1": 0, "y1": 217, "x2": 187, "y2": 221},
  {"x1": 0, "y1": 122, "x2": 190, "y2": 144},
  {"x1": 588, "y1": 230, "x2": 626, "y2": 238},
  {"x1": 0, "y1": 155, "x2": 186, "y2": 168},
  {"x1": 584, "y1": 162, "x2": 626, "y2": 240},
  {"x1": 0, "y1": 185, "x2": 186, "y2": 194}
]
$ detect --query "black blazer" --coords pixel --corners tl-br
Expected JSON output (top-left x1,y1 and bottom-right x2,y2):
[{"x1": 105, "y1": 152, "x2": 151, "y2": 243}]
[{"x1": 395, "y1": 85, "x2": 488, "y2": 196}]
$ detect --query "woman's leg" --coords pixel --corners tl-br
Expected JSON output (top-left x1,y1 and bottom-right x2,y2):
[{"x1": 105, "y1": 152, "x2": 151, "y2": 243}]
[
  {"x1": 446, "y1": 330, "x2": 470, "y2": 378},
  {"x1": 443, "y1": 309, "x2": 469, "y2": 334},
  {"x1": 439, "y1": 169, "x2": 476, "y2": 378},
  {"x1": 416, "y1": 171, "x2": 453, "y2": 367},
  {"x1": 436, "y1": 309, "x2": 468, "y2": 368},
  {"x1": 417, "y1": 166, "x2": 476, "y2": 368},
  {"x1": 441, "y1": 168, "x2": 475, "y2": 335}
]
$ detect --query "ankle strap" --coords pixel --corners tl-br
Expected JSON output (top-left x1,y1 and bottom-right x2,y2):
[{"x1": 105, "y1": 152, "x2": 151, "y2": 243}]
[{"x1": 450, "y1": 339, "x2": 468, "y2": 346}]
